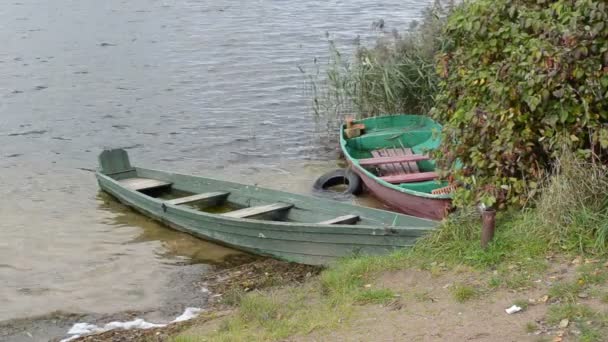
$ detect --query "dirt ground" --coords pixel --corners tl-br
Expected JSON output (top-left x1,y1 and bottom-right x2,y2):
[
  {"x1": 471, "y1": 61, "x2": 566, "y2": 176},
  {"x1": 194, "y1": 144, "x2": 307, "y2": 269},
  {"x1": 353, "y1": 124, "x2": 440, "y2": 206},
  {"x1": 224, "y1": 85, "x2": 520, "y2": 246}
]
[
  {"x1": 297, "y1": 263, "x2": 599, "y2": 342},
  {"x1": 299, "y1": 269, "x2": 548, "y2": 342}
]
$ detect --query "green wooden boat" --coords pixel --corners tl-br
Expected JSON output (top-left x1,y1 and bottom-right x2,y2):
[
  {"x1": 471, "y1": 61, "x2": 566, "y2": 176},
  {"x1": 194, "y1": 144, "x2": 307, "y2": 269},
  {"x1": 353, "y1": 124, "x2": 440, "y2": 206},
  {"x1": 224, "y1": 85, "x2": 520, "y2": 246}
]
[
  {"x1": 96, "y1": 149, "x2": 437, "y2": 265},
  {"x1": 341, "y1": 115, "x2": 453, "y2": 220}
]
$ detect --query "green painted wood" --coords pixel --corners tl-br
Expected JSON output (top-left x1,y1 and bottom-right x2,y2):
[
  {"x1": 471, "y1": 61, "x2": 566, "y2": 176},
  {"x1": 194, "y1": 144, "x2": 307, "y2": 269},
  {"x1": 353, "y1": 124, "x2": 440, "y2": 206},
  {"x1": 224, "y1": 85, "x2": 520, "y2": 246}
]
[
  {"x1": 98, "y1": 149, "x2": 134, "y2": 175},
  {"x1": 96, "y1": 149, "x2": 437, "y2": 265},
  {"x1": 222, "y1": 203, "x2": 293, "y2": 218},
  {"x1": 319, "y1": 215, "x2": 359, "y2": 225},
  {"x1": 165, "y1": 191, "x2": 229, "y2": 205},
  {"x1": 119, "y1": 177, "x2": 172, "y2": 191}
]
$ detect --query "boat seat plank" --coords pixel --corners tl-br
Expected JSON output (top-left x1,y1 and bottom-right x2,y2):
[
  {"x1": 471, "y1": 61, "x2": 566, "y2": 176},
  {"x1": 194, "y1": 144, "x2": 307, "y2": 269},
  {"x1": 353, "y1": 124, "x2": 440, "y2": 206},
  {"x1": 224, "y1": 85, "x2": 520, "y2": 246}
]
[
  {"x1": 165, "y1": 191, "x2": 230, "y2": 205},
  {"x1": 359, "y1": 155, "x2": 429, "y2": 166},
  {"x1": 319, "y1": 215, "x2": 360, "y2": 225},
  {"x1": 119, "y1": 178, "x2": 172, "y2": 191},
  {"x1": 371, "y1": 150, "x2": 398, "y2": 176},
  {"x1": 222, "y1": 203, "x2": 294, "y2": 219},
  {"x1": 371, "y1": 148, "x2": 423, "y2": 176},
  {"x1": 381, "y1": 172, "x2": 438, "y2": 184}
]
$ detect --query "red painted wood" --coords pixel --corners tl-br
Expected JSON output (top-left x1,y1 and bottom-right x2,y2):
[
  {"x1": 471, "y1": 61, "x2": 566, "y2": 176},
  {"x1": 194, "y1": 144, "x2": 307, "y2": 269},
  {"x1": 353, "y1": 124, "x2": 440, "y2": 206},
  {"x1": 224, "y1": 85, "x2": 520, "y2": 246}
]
[
  {"x1": 380, "y1": 172, "x2": 438, "y2": 184},
  {"x1": 358, "y1": 155, "x2": 429, "y2": 166},
  {"x1": 349, "y1": 164, "x2": 451, "y2": 220}
]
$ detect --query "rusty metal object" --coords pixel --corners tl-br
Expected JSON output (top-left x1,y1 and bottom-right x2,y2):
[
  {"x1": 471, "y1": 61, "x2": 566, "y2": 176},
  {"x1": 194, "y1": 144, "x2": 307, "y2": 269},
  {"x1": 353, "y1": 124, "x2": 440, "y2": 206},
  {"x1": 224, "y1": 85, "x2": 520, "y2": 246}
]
[{"x1": 481, "y1": 208, "x2": 496, "y2": 249}]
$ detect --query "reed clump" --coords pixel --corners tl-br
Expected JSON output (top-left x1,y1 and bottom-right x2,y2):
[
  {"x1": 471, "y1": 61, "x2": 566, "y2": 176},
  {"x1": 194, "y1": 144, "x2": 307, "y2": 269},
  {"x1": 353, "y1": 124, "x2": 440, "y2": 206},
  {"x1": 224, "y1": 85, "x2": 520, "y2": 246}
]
[
  {"x1": 526, "y1": 152, "x2": 608, "y2": 253},
  {"x1": 310, "y1": 1, "x2": 454, "y2": 121}
]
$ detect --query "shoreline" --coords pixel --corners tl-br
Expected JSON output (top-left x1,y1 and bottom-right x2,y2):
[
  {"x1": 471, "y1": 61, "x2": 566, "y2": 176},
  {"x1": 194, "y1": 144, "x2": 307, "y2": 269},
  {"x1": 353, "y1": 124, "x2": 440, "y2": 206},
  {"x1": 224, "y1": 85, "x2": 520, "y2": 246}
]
[{"x1": 0, "y1": 258, "x2": 317, "y2": 342}]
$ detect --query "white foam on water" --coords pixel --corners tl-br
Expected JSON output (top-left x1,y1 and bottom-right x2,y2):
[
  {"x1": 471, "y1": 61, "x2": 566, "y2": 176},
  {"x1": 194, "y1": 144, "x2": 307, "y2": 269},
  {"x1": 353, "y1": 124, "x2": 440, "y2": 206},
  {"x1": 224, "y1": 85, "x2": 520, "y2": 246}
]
[
  {"x1": 67, "y1": 323, "x2": 101, "y2": 335},
  {"x1": 172, "y1": 307, "x2": 203, "y2": 323},
  {"x1": 60, "y1": 307, "x2": 204, "y2": 342}
]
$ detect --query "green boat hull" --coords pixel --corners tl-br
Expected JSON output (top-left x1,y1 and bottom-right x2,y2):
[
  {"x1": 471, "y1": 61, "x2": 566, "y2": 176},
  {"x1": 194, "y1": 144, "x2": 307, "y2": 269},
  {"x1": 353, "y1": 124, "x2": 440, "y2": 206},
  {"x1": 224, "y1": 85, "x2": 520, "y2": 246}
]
[{"x1": 96, "y1": 149, "x2": 437, "y2": 265}]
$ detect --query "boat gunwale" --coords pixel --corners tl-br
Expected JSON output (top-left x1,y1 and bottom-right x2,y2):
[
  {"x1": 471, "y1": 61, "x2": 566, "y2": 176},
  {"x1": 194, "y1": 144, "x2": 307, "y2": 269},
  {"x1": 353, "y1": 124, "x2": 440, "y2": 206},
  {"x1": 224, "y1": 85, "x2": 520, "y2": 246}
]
[
  {"x1": 340, "y1": 114, "x2": 452, "y2": 200},
  {"x1": 96, "y1": 170, "x2": 437, "y2": 234}
]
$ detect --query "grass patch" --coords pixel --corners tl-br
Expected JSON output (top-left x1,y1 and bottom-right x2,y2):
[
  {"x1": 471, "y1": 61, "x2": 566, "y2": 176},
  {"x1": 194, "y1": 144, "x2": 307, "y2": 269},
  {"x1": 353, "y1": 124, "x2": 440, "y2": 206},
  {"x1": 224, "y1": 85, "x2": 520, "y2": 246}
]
[
  {"x1": 220, "y1": 288, "x2": 246, "y2": 306},
  {"x1": 525, "y1": 322, "x2": 537, "y2": 333},
  {"x1": 513, "y1": 299, "x2": 529, "y2": 311},
  {"x1": 546, "y1": 304, "x2": 595, "y2": 324},
  {"x1": 580, "y1": 325, "x2": 604, "y2": 342},
  {"x1": 354, "y1": 288, "x2": 395, "y2": 304},
  {"x1": 578, "y1": 263, "x2": 608, "y2": 286},
  {"x1": 177, "y1": 287, "x2": 350, "y2": 342},
  {"x1": 548, "y1": 281, "x2": 582, "y2": 303},
  {"x1": 451, "y1": 284, "x2": 478, "y2": 303}
]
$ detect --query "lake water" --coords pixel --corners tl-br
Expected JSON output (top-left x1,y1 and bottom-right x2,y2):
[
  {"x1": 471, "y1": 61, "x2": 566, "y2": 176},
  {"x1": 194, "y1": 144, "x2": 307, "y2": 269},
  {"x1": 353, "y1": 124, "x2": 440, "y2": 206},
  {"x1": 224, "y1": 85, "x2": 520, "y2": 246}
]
[{"x1": 0, "y1": 0, "x2": 431, "y2": 328}]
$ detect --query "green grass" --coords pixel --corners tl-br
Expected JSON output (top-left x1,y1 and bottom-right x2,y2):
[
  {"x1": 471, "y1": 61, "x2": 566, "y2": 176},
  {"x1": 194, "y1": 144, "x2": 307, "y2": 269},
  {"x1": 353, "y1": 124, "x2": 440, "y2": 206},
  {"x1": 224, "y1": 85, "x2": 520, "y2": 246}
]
[
  {"x1": 547, "y1": 304, "x2": 595, "y2": 324},
  {"x1": 548, "y1": 281, "x2": 582, "y2": 303},
  {"x1": 354, "y1": 288, "x2": 396, "y2": 304},
  {"x1": 580, "y1": 325, "x2": 604, "y2": 342},
  {"x1": 513, "y1": 299, "x2": 529, "y2": 311},
  {"x1": 525, "y1": 322, "x2": 537, "y2": 333},
  {"x1": 451, "y1": 284, "x2": 478, "y2": 303}
]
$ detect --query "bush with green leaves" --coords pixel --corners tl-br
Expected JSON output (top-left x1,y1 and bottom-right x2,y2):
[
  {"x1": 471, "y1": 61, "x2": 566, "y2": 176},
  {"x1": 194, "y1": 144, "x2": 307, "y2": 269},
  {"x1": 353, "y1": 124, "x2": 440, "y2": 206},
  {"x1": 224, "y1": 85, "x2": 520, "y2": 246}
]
[{"x1": 432, "y1": 0, "x2": 608, "y2": 207}]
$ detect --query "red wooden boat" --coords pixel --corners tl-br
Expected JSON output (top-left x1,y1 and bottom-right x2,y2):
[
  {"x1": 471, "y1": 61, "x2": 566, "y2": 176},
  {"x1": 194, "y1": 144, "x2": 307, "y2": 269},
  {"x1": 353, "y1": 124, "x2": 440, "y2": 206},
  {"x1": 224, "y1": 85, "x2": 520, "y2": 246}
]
[{"x1": 340, "y1": 115, "x2": 452, "y2": 220}]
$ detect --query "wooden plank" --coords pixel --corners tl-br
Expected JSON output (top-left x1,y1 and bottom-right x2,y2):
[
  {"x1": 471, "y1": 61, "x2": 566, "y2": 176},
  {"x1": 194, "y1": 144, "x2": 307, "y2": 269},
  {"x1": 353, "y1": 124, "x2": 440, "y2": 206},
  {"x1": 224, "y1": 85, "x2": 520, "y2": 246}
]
[
  {"x1": 382, "y1": 149, "x2": 402, "y2": 175},
  {"x1": 381, "y1": 172, "x2": 438, "y2": 184},
  {"x1": 358, "y1": 155, "x2": 429, "y2": 166},
  {"x1": 372, "y1": 150, "x2": 396, "y2": 176},
  {"x1": 222, "y1": 203, "x2": 294, "y2": 219},
  {"x1": 319, "y1": 215, "x2": 360, "y2": 225},
  {"x1": 401, "y1": 147, "x2": 420, "y2": 173},
  {"x1": 119, "y1": 177, "x2": 172, "y2": 191},
  {"x1": 165, "y1": 191, "x2": 230, "y2": 205},
  {"x1": 387, "y1": 147, "x2": 410, "y2": 173}
]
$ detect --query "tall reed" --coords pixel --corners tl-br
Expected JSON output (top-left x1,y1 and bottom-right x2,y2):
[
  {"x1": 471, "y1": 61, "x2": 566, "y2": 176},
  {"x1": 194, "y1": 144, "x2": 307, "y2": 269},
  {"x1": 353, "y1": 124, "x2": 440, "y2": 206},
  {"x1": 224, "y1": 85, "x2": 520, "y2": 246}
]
[{"x1": 307, "y1": 1, "x2": 454, "y2": 123}]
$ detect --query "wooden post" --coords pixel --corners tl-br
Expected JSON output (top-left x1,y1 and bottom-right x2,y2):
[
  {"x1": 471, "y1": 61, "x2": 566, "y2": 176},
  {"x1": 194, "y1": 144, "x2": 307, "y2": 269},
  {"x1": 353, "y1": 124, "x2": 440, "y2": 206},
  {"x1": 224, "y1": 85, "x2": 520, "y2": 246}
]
[{"x1": 481, "y1": 208, "x2": 496, "y2": 249}]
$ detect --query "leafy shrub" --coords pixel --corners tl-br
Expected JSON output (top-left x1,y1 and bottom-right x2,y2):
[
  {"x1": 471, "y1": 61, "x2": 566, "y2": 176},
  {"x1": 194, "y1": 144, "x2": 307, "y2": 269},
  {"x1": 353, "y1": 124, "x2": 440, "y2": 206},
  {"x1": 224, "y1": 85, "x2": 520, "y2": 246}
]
[{"x1": 432, "y1": 0, "x2": 608, "y2": 207}]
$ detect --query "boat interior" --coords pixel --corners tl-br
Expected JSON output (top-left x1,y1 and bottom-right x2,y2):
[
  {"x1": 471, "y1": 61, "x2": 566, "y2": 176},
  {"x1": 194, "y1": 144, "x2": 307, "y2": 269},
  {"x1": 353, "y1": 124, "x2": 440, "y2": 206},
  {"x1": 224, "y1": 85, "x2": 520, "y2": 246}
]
[
  {"x1": 96, "y1": 149, "x2": 434, "y2": 227},
  {"x1": 115, "y1": 173, "x2": 365, "y2": 225},
  {"x1": 343, "y1": 115, "x2": 451, "y2": 195}
]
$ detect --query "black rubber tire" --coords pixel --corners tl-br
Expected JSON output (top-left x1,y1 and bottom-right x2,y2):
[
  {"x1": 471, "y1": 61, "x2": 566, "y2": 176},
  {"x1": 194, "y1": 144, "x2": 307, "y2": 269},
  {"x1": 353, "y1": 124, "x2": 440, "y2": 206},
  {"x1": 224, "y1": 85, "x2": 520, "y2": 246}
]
[{"x1": 313, "y1": 168, "x2": 363, "y2": 195}]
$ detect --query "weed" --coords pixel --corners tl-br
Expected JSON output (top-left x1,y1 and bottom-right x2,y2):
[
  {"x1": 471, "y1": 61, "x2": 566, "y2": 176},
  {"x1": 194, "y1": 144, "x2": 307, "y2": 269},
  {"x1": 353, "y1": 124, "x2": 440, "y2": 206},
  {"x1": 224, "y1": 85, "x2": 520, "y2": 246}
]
[
  {"x1": 513, "y1": 299, "x2": 529, "y2": 311},
  {"x1": 354, "y1": 288, "x2": 395, "y2": 304},
  {"x1": 578, "y1": 264, "x2": 608, "y2": 285},
  {"x1": 580, "y1": 325, "x2": 604, "y2": 342},
  {"x1": 546, "y1": 304, "x2": 594, "y2": 324},
  {"x1": 451, "y1": 284, "x2": 478, "y2": 303},
  {"x1": 487, "y1": 276, "x2": 502, "y2": 288},
  {"x1": 525, "y1": 322, "x2": 537, "y2": 333},
  {"x1": 221, "y1": 287, "x2": 246, "y2": 306},
  {"x1": 413, "y1": 291, "x2": 434, "y2": 302},
  {"x1": 548, "y1": 281, "x2": 582, "y2": 303}
]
